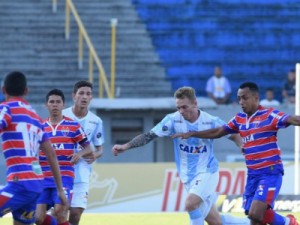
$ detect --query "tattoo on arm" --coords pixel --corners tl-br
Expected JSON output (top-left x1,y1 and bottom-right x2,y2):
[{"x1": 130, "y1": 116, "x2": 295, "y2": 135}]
[{"x1": 127, "y1": 131, "x2": 158, "y2": 149}]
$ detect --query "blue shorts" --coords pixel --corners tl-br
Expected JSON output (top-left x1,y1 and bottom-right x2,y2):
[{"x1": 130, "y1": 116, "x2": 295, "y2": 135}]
[
  {"x1": 37, "y1": 186, "x2": 72, "y2": 208},
  {"x1": 0, "y1": 182, "x2": 41, "y2": 224},
  {"x1": 243, "y1": 173, "x2": 282, "y2": 212}
]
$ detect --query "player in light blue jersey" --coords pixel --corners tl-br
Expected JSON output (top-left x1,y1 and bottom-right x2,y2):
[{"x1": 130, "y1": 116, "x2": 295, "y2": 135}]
[
  {"x1": 62, "y1": 80, "x2": 104, "y2": 225},
  {"x1": 112, "y1": 86, "x2": 250, "y2": 225}
]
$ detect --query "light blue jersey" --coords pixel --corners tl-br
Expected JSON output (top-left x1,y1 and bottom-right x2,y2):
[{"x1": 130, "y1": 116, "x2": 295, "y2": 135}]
[
  {"x1": 63, "y1": 107, "x2": 104, "y2": 183},
  {"x1": 152, "y1": 110, "x2": 228, "y2": 184}
]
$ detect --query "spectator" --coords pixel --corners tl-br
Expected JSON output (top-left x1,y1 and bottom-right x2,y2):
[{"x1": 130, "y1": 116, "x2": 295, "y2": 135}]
[
  {"x1": 282, "y1": 69, "x2": 295, "y2": 105},
  {"x1": 205, "y1": 65, "x2": 231, "y2": 104},
  {"x1": 260, "y1": 88, "x2": 280, "y2": 107}
]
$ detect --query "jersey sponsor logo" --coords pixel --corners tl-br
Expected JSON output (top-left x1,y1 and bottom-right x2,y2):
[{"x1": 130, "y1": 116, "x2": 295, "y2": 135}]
[
  {"x1": 202, "y1": 122, "x2": 212, "y2": 125},
  {"x1": 88, "y1": 120, "x2": 97, "y2": 125},
  {"x1": 179, "y1": 144, "x2": 207, "y2": 153},
  {"x1": 242, "y1": 134, "x2": 254, "y2": 143},
  {"x1": 52, "y1": 143, "x2": 65, "y2": 150},
  {"x1": 162, "y1": 125, "x2": 168, "y2": 131},
  {"x1": 174, "y1": 120, "x2": 182, "y2": 123}
]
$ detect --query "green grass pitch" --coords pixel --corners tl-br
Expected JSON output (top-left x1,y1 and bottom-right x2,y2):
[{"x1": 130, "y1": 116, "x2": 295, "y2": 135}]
[{"x1": 1, "y1": 212, "x2": 299, "y2": 225}]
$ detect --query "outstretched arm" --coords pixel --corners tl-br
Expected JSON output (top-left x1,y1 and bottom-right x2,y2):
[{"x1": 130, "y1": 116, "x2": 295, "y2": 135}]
[
  {"x1": 112, "y1": 131, "x2": 158, "y2": 156},
  {"x1": 287, "y1": 115, "x2": 300, "y2": 126},
  {"x1": 172, "y1": 126, "x2": 228, "y2": 139}
]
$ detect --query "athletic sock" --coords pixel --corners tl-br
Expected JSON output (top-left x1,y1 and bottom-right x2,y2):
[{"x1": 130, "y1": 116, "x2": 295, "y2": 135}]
[
  {"x1": 262, "y1": 208, "x2": 286, "y2": 225},
  {"x1": 221, "y1": 214, "x2": 250, "y2": 225},
  {"x1": 188, "y1": 208, "x2": 204, "y2": 225},
  {"x1": 58, "y1": 222, "x2": 70, "y2": 225},
  {"x1": 42, "y1": 215, "x2": 58, "y2": 225}
]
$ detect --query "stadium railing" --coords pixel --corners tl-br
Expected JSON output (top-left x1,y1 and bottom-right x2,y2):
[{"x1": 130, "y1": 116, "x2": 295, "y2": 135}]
[{"x1": 52, "y1": 0, "x2": 115, "y2": 98}]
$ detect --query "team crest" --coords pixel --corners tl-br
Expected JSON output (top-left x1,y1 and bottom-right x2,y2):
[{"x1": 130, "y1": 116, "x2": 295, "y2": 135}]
[{"x1": 61, "y1": 127, "x2": 70, "y2": 136}]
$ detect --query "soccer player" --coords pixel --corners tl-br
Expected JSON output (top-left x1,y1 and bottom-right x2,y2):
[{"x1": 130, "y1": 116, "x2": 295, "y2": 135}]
[
  {"x1": 62, "y1": 81, "x2": 104, "y2": 225},
  {"x1": 0, "y1": 71, "x2": 68, "y2": 225},
  {"x1": 36, "y1": 89, "x2": 93, "y2": 225},
  {"x1": 173, "y1": 82, "x2": 300, "y2": 225},
  {"x1": 112, "y1": 86, "x2": 250, "y2": 225}
]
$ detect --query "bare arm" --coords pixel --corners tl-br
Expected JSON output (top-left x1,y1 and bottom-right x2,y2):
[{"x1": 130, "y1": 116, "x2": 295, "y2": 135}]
[
  {"x1": 112, "y1": 131, "x2": 158, "y2": 156},
  {"x1": 83, "y1": 145, "x2": 103, "y2": 164},
  {"x1": 70, "y1": 144, "x2": 93, "y2": 164},
  {"x1": 172, "y1": 126, "x2": 228, "y2": 139},
  {"x1": 40, "y1": 140, "x2": 68, "y2": 207},
  {"x1": 287, "y1": 115, "x2": 300, "y2": 126}
]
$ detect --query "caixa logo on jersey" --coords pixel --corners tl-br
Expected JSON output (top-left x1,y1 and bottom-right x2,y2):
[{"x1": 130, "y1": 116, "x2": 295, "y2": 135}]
[{"x1": 179, "y1": 144, "x2": 207, "y2": 153}]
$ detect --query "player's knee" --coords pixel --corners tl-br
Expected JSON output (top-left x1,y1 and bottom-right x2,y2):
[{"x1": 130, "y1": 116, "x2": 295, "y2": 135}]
[{"x1": 185, "y1": 201, "x2": 198, "y2": 212}]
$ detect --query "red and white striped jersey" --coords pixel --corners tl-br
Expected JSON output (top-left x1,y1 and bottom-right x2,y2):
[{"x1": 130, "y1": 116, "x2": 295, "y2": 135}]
[
  {"x1": 224, "y1": 106, "x2": 290, "y2": 175},
  {"x1": 0, "y1": 97, "x2": 48, "y2": 193},
  {"x1": 39, "y1": 116, "x2": 90, "y2": 188}
]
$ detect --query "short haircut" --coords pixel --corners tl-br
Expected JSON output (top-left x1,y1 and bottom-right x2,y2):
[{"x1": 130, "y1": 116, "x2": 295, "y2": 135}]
[
  {"x1": 46, "y1": 88, "x2": 65, "y2": 103},
  {"x1": 174, "y1": 86, "x2": 196, "y2": 101},
  {"x1": 239, "y1": 82, "x2": 259, "y2": 94},
  {"x1": 4, "y1": 71, "x2": 27, "y2": 96},
  {"x1": 73, "y1": 80, "x2": 93, "y2": 94}
]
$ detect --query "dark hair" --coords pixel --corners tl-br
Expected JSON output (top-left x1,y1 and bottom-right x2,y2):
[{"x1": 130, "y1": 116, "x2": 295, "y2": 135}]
[
  {"x1": 73, "y1": 80, "x2": 93, "y2": 94},
  {"x1": 289, "y1": 69, "x2": 295, "y2": 73},
  {"x1": 46, "y1": 88, "x2": 65, "y2": 103},
  {"x1": 239, "y1": 82, "x2": 259, "y2": 93},
  {"x1": 4, "y1": 71, "x2": 27, "y2": 96}
]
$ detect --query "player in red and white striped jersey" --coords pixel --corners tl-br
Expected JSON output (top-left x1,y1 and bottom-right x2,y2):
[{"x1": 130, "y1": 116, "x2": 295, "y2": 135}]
[
  {"x1": 36, "y1": 89, "x2": 93, "y2": 225},
  {"x1": 0, "y1": 71, "x2": 67, "y2": 225}
]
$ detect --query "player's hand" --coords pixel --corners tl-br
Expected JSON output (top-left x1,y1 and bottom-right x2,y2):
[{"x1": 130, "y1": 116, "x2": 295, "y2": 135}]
[
  {"x1": 172, "y1": 132, "x2": 192, "y2": 139},
  {"x1": 57, "y1": 189, "x2": 69, "y2": 209},
  {"x1": 112, "y1": 144, "x2": 127, "y2": 156},
  {"x1": 69, "y1": 153, "x2": 81, "y2": 164},
  {"x1": 83, "y1": 152, "x2": 97, "y2": 164}
]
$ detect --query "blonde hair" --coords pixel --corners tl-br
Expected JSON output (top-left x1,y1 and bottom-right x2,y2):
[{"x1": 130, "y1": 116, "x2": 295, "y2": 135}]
[{"x1": 174, "y1": 86, "x2": 196, "y2": 101}]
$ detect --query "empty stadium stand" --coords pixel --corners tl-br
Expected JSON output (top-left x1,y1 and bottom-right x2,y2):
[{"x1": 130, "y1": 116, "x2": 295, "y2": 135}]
[
  {"x1": 132, "y1": 0, "x2": 300, "y2": 102},
  {"x1": 0, "y1": 0, "x2": 172, "y2": 104}
]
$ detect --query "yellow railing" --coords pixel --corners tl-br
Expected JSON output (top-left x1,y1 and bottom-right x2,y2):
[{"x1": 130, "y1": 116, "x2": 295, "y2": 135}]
[{"x1": 53, "y1": 0, "x2": 116, "y2": 98}]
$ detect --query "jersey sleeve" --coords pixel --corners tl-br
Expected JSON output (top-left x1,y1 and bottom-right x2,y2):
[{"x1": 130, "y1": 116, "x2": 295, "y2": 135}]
[
  {"x1": 223, "y1": 115, "x2": 239, "y2": 134},
  {"x1": 91, "y1": 118, "x2": 104, "y2": 147},
  {"x1": 74, "y1": 123, "x2": 90, "y2": 147},
  {"x1": 269, "y1": 109, "x2": 290, "y2": 129},
  {"x1": 151, "y1": 114, "x2": 174, "y2": 137},
  {"x1": 0, "y1": 104, "x2": 12, "y2": 131}
]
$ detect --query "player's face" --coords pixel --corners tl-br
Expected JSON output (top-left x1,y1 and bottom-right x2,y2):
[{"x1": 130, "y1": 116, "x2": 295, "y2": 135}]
[
  {"x1": 46, "y1": 95, "x2": 64, "y2": 117},
  {"x1": 237, "y1": 87, "x2": 259, "y2": 116},
  {"x1": 176, "y1": 97, "x2": 198, "y2": 122},
  {"x1": 73, "y1": 86, "x2": 93, "y2": 109}
]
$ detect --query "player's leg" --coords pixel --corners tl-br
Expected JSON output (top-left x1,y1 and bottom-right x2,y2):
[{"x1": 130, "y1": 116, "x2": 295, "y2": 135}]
[
  {"x1": 248, "y1": 174, "x2": 298, "y2": 225},
  {"x1": 35, "y1": 188, "x2": 57, "y2": 225},
  {"x1": 68, "y1": 182, "x2": 88, "y2": 225},
  {"x1": 53, "y1": 186, "x2": 72, "y2": 225},
  {"x1": 0, "y1": 183, "x2": 40, "y2": 225},
  {"x1": 185, "y1": 172, "x2": 219, "y2": 225}
]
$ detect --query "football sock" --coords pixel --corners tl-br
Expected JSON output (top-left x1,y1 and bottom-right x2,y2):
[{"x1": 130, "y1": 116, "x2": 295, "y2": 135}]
[
  {"x1": 221, "y1": 214, "x2": 250, "y2": 225},
  {"x1": 42, "y1": 215, "x2": 58, "y2": 225},
  {"x1": 188, "y1": 208, "x2": 204, "y2": 225},
  {"x1": 262, "y1": 208, "x2": 286, "y2": 225}
]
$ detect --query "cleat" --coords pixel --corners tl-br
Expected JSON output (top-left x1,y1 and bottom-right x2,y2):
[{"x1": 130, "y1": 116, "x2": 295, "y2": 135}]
[{"x1": 287, "y1": 214, "x2": 299, "y2": 225}]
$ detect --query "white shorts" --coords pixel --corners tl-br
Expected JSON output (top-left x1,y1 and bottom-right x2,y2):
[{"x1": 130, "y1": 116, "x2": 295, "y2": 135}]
[
  {"x1": 71, "y1": 182, "x2": 89, "y2": 209},
  {"x1": 185, "y1": 172, "x2": 219, "y2": 218}
]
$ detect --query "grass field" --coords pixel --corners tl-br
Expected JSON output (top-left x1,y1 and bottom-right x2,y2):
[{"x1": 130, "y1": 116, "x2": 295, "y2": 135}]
[{"x1": 1, "y1": 212, "x2": 300, "y2": 225}]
